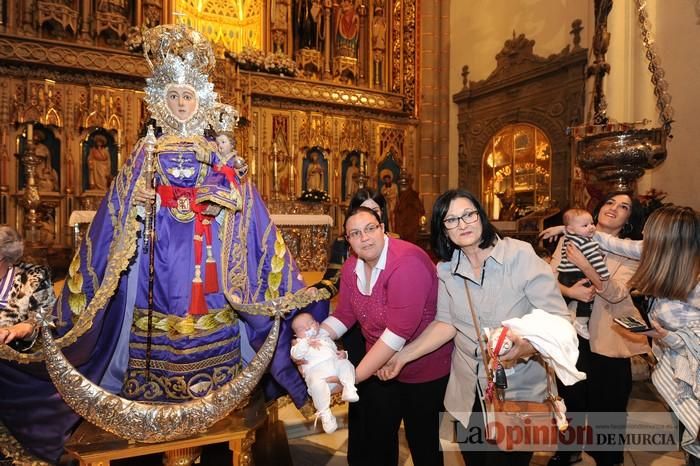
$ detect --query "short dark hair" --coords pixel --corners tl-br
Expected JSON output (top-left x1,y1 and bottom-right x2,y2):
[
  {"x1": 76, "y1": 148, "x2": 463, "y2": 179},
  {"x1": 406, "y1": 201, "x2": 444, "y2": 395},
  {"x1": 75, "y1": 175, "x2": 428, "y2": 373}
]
[
  {"x1": 344, "y1": 206, "x2": 382, "y2": 232},
  {"x1": 592, "y1": 191, "x2": 645, "y2": 240},
  {"x1": 430, "y1": 189, "x2": 498, "y2": 261}
]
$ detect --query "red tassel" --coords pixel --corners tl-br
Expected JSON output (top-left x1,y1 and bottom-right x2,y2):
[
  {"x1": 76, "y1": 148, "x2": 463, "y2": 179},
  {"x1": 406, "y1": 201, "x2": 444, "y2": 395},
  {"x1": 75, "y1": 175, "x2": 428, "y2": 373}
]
[
  {"x1": 204, "y1": 259, "x2": 219, "y2": 294},
  {"x1": 189, "y1": 264, "x2": 208, "y2": 315}
]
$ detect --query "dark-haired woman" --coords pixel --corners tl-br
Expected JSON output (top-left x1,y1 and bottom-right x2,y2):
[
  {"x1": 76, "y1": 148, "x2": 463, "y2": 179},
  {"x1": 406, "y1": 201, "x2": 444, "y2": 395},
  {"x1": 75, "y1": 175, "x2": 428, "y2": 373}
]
[
  {"x1": 321, "y1": 206, "x2": 452, "y2": 466},
  {"x1": 379, "y1": 189, "x2": 570, "y2": 466},
  {"x1": 544, "y1": 192, "x2": 650, "y2": 466},
  {"x1": 311, "y1": 188, "x2": 393, "y2": 464}
]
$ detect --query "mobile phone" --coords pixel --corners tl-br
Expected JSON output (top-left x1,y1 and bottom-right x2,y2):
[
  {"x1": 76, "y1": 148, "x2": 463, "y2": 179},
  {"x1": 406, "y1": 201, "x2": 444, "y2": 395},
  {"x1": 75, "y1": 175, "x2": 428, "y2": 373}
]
[{"x1": 614, "y1": 316, "x2": 651, "y2": 332}]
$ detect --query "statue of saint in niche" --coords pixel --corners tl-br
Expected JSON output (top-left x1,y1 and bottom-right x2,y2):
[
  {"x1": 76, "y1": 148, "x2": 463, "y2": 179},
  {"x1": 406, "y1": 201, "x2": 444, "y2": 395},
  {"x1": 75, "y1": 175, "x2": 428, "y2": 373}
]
[
  {"x1": 33, "y1": 130, "x2": 59, "y2": 192},
  {"x1": 343, "y1": 154, "x2": 360, "y2": 200},
  {"x1": 335, "y1": 0, "x2": 359, "y2": 58},
  {"x1": 87, "y1": 134, "x2": 113, "y2": 191},
  {"x1": 297, "y1": 0, "x2": 323, "y2": 50},
  {"x1": 304, "y1": 150, "x2": 326, "y2": 192}
]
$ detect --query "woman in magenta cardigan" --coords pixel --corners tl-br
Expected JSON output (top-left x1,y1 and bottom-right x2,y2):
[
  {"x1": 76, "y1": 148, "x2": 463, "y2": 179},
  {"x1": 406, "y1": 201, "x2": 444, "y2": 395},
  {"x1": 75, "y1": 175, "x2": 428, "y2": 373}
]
[{"x1": 322, "y1": 206, "x2": 453, "y2": 466}]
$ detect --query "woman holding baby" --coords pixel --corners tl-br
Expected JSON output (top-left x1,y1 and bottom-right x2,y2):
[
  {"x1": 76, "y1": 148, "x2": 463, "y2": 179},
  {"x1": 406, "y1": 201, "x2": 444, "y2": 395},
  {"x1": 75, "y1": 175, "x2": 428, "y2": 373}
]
[
  {"x1": 321, "y1": 205, "x2": 452, "y2": 466},
  {"x1": 379, "y1": 189, "x2": 572, "y2": 466}
]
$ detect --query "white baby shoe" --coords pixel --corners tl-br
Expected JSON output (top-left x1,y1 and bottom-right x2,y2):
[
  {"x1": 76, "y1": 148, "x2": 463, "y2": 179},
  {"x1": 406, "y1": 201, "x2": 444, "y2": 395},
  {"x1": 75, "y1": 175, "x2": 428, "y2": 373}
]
[
  {"x1": 342, "y1": 385, "x2": 359, "y2": 403},
  {"x1": 314, "y1": 408, "x2": 337, "y2": 434}
]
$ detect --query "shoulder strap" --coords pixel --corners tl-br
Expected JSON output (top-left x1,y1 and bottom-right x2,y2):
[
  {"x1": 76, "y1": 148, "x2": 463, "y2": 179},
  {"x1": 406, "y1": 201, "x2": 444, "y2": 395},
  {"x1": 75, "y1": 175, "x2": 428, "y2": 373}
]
[{"x1": 463, "y1": 279, "x2": 491, "y2": 379}]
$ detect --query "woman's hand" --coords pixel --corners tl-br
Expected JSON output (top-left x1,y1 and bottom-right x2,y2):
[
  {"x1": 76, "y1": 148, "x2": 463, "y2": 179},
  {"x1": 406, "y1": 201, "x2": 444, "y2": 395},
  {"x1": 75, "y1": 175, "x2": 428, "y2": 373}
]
[
  {"x1": 376, "y1": 352, "x2": 406, "y2": 381},
  {"x1": 539, "y1": 225, "x2": 565, "y2": 243},
  {"x1": 132, "y1": 187, "x2": 156, "y2": 206},
  {"x1": 565, "y1": 278, "x2": 597, "y2": 302},
  {"x1": 498, "y1": 330, "x2": 536, "y2": 363},
  {"x1": 639, "y1": 319, "x2": 669, "y2": 340},
  {"x1": 0, "y1": 322, "x2": 35, "y2": 345}
]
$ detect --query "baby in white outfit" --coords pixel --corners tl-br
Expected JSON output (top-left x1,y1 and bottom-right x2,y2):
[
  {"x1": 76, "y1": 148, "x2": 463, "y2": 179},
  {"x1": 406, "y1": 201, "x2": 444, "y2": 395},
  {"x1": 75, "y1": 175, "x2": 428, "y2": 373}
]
[{"x1": 291, "y1": 312, "x2": 359, "y2": 433}]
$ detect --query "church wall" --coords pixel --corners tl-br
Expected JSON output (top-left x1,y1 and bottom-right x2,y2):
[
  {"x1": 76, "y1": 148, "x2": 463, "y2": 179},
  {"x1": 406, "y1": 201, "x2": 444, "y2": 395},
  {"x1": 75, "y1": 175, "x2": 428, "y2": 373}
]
[
  {"x1": 606, "y1": 1, "x2": 700, "y2": 209},
  {"x1": 449, "y1": 0, "x2": 700, "y2": 210}
]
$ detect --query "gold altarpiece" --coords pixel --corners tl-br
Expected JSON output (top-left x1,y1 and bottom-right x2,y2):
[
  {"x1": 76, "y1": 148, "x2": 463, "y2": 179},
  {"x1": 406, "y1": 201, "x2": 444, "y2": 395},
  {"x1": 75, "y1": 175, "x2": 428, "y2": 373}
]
[{"x1": 0, "y1": 0, "x2": 419, "y2": 269}]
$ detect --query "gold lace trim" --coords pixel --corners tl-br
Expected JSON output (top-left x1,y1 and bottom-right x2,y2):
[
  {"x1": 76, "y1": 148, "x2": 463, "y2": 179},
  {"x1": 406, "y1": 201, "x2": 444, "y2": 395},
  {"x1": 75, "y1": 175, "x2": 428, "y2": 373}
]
[{"x1": 127, "y1": 348, "x2": 241, "y2": 372}]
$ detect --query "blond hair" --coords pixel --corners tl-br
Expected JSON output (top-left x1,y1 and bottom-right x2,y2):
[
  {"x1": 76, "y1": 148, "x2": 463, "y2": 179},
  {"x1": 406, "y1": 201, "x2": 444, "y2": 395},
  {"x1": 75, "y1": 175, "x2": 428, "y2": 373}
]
[{"x1": 628, "y1": 206, "x2": 700, "y2": 300}]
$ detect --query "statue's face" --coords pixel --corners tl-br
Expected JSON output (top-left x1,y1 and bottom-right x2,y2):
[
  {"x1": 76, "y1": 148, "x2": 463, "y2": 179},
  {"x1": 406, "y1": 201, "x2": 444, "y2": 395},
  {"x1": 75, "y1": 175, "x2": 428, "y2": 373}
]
[
  {"x1": 165, "y1": 84, "x2": 198, "y2": 122},
  {"x1": 216, "y1": 134, "x2": 233, "y2": 155}
]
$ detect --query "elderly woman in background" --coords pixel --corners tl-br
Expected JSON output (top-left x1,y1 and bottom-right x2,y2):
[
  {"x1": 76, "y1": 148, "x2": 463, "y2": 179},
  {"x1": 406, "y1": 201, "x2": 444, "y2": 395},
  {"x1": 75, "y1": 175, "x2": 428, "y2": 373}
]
[
  {"x1": 321, "y1": 206, "x2": 452, "y2": 466},
  {"x1": 0, "y1": 226, "x2": 55, "y2": 351},
  {"x1": 379, "y1": 189, "x2": 571, "y2": 466},
  {"x1": 545, "y1": 191, "x2": 649, "y2": 466}
]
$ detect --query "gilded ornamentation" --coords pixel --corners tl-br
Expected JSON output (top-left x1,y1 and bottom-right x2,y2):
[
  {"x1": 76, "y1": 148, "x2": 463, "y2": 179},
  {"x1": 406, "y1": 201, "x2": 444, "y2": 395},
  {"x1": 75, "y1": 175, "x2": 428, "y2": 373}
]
[
  {"x1": 0, "y1": 420, "x2": 51, "y2": 466},
  {"x1": 0, "y1": 37, "x2": 150, "y2": 77},
  {"x1": 174, "y1": 0, "x2": 263, "y2": 52},
  {"x1": 37, "y1": 1, "x2": 78, "y2": 39},
  {"x1": 38, "y1": 314, "x2": 280, "y2": 443},
  {"x1": 391, "y1": 0, "x2": 402, "y2": 94},
  {"x1": 244, "y1": 73, "x2": 405, "y2": 114},
  {"x1": 133, "y1": 308, "x2": 238, "y2": 336},
  {"x1": 402, "y1": 0, "x2": 416, "y2": 114}
]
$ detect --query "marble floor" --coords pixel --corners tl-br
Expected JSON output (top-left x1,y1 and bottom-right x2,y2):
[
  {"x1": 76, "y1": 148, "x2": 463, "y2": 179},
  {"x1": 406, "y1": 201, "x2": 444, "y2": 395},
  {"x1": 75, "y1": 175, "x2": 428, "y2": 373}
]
[{"x1": 284, "y1": 381, "x2": 690, "y2": 466}]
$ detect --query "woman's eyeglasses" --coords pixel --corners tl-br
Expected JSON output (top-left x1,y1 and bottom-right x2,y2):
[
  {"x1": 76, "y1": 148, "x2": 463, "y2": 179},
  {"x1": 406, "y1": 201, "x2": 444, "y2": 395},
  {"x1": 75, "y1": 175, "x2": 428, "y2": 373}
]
[
  {"x1": 346, "y1": 223, "x2": 381, "y2": 240},
  {"x1": 443, "y1": 210, "x2": 479, "y2": 229}
]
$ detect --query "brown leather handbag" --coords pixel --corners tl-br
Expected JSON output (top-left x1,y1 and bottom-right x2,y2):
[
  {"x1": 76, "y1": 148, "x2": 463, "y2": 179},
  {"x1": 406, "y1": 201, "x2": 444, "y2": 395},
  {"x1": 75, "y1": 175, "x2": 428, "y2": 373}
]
[{"x1": 465, "y1": 280, "x2": 564, "y2": 451}]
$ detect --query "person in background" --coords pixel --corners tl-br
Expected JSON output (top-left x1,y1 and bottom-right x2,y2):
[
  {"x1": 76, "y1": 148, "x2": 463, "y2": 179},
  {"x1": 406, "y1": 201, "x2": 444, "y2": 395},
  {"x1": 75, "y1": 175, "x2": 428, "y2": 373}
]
[
  {"x1": 378, "y1": 189, "x2": 570, "y2": 466},
  {"x1": 394, "y1": 173, "x2": 425, "y2": 244},
  {"x1": 0, "y1": 226, "x2": 55, "y2": 351},
  {"x1": 321, "y1": 206, "x2": 452, "y2": 466},
  {"x1": 544, "y1": 192, "x2": 649, "y2": 466}
]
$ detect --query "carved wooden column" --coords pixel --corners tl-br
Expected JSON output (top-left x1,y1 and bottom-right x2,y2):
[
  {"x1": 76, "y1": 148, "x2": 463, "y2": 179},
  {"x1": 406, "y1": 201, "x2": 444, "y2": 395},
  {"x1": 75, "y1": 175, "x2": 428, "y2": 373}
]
[
  {"x1": 356, "y1": 0, "x2": 368, "y2": 85},
  {"x1": 21, "y1": 0, "x2": 34, "y2": 34},
  {"x1": 322, "y1": 0, "x2": 333, "y2": 79},
  {"x1": 79, "y1": 0, "x2": 91, "y2": 42}
]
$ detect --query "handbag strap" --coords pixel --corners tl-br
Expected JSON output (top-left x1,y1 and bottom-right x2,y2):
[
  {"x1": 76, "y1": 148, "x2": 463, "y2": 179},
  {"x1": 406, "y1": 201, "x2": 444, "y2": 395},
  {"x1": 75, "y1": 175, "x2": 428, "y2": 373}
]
[
  {"x1": 463, "y1": 279, "x2": 491, "y2": 379},
  {"x1": 463, "y1": 278, "x2": 557, "y2": 400}
]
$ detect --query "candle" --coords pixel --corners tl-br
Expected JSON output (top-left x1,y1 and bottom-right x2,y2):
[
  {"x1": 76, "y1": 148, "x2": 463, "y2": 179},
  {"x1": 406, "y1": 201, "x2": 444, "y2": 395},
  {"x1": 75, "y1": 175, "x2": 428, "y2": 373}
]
[
  {"x1": 274, "y1": 156, "x2": 278, "y2": 182},
  {"x1": 290, "y1": 164, "x2": 295, "y2": 195},
  {"x1": 27, "y1": 123, "x2": 33, "y2": 141},
  {"x1": 360, "y1": 152, "x2": 364, "y2": 171}
]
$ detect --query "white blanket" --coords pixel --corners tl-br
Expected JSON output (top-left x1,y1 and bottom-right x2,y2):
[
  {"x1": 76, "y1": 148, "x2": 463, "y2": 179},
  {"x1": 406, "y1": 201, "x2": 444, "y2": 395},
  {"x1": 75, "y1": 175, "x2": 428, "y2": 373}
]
[{"x1": 502, "y1": 308, "x2": 586, "y2": 386}]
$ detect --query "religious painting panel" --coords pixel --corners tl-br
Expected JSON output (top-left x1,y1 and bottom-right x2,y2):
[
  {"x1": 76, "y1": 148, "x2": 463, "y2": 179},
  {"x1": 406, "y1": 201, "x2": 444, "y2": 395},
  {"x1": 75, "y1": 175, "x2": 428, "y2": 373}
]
[
  {"x1": 302, "y1": 146, "x2": 328, "y2": 193},
  {"x1": 18, "y1": 124, "x2": 61, "y2": 193},
  {"x1": 82, "y1": 128, "x2": 118, "y2": 192}
]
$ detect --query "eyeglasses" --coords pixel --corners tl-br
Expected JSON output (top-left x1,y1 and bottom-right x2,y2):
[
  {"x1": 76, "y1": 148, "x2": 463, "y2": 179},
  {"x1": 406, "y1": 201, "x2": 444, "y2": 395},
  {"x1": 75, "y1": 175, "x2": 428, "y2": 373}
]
[
  {"x1": 443, "y1": 210, "x2": 479, "y2": 229},
  {"x1": 346, "y1": 223, "x2": 381, "y2": 241}
]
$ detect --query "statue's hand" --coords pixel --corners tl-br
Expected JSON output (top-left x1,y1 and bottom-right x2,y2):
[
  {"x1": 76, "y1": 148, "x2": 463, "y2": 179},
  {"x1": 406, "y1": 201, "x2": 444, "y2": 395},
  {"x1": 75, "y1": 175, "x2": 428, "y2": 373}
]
[{"x1": 132, "y1": 187, "x2": 156, "y2": 206}]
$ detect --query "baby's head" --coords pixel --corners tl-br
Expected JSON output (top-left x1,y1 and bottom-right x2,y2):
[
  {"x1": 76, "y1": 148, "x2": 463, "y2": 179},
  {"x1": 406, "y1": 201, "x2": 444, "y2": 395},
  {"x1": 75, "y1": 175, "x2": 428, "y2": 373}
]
[
  {"x1": 291, "y1": 312, "x2": 320, "y2": 338},
  {"x1": 215, "y1": 131, "x2": 236, "y2": 156},
  {"x1": 563, "y1": 208, "x2": 596, "y2": 238}
]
